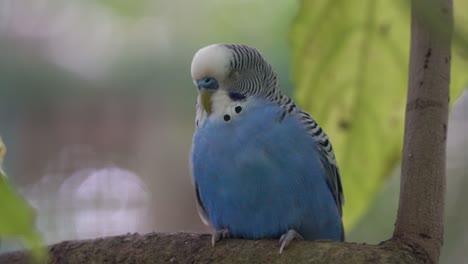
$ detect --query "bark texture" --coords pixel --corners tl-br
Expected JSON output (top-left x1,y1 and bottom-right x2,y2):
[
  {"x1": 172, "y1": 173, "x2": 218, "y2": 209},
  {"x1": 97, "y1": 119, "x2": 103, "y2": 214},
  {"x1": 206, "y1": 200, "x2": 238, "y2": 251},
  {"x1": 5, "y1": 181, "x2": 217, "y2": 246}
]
[
  {"x1": 0, "y1": 232, "x2": 425, "y2": 264},
  {"x1": 393, "y1": 0, "x2": 452, "y2": 263}
]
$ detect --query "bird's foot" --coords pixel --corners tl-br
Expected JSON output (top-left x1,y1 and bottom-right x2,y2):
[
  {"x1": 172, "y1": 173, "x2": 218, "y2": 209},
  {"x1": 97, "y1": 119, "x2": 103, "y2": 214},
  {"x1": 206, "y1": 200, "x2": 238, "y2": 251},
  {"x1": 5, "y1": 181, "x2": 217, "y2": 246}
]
[
  {"x1": 279, "y1": 229, "x2": 303, "y2": 254},
  {"x1": 211, "y1": 228, "x2": 230, "y2": 246}
]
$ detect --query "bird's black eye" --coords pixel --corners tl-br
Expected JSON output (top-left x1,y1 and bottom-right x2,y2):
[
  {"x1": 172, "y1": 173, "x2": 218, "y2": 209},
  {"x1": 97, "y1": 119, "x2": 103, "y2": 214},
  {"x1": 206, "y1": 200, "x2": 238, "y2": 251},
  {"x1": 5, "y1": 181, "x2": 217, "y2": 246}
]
[
  {"x1": 223, "y1": 114, "x2": 231, "y2": 122},
  {"x1": 197, "y1": 78, "x2": 219, "y2": 90},
  {"x1": 235, "y1": 106, "x2": 242, "y2": 113}
]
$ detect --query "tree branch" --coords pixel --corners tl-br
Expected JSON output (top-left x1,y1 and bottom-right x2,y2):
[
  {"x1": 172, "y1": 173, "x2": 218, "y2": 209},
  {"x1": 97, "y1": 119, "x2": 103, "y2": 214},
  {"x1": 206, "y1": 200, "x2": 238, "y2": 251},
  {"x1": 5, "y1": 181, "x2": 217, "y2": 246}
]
[
  {"x1": 393, "y1": 0, "x2": 452, "y2": 263},
  {"x1": 0, "y1": 232, "x2": 426, "y2": 264}
]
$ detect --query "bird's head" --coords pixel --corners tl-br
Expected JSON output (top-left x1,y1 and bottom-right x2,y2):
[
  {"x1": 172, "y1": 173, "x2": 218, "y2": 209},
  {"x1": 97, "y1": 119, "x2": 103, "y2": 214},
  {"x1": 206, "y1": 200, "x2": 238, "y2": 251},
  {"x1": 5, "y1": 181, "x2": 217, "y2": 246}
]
[{"x1": 191, "y1": 44, "x2": 279, "y2": 114}]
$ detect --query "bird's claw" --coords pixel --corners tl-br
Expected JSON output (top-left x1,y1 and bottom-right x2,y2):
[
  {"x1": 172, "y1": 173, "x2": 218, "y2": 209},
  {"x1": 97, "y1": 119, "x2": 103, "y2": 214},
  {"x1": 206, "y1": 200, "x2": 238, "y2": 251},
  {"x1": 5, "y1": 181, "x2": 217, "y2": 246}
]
[
  {"x1": 279, "y1": 229, "x2": 303, "y2": 254},
  {"x1": 211, "y1": 228, "x2": 230, "y2": 246}
]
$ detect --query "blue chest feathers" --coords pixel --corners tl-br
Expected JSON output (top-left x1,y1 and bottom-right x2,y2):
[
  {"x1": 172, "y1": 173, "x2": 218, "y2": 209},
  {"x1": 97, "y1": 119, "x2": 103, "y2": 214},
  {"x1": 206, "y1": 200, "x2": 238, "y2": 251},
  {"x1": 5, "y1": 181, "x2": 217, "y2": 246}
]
[{"x1": 191, "y1": 98, "x2": 342, "y2": 240}]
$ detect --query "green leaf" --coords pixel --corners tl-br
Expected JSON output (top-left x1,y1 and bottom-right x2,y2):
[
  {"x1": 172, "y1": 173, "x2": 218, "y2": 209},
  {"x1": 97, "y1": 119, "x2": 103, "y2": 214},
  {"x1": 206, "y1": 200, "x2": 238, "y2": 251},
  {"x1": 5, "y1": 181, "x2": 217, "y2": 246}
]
[
  {"x1": 0, "y1": 139, "x2": 47, "y2": 262},
  {"x1": 290, "y1": 0, "x2": 468, "y2": 229}
]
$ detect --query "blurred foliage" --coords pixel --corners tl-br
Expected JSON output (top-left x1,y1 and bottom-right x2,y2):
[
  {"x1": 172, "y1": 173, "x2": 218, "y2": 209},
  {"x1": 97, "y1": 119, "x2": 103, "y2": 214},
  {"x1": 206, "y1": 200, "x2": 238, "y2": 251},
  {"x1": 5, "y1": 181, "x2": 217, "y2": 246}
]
[
  {"x1": 94, "y1": 0, "x2": 150, "y2": 17},
  {"x1": 0, "y1": 137, "x2": 5, "y2": 175},
  {"x1": 290, "y1": 0, "x2": 468, "y2": 229},
  {"x1": 0, "y1": 138, "x2": 47, "y2": 262}
]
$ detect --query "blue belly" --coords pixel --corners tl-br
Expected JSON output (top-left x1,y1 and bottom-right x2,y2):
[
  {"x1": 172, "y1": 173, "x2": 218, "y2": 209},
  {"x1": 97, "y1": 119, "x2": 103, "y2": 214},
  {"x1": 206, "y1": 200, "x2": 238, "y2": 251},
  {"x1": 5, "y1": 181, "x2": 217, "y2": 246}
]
[{"x1": 191, "y1": 98, "x2": 342, "y2": 240}]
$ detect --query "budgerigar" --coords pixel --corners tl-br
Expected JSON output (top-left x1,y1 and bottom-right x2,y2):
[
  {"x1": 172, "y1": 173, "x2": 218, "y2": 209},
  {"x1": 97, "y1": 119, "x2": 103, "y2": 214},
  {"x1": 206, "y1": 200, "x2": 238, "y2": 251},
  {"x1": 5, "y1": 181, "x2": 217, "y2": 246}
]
[{"x1": 190, "y1": 44, "x2": 344, "y2": 253}]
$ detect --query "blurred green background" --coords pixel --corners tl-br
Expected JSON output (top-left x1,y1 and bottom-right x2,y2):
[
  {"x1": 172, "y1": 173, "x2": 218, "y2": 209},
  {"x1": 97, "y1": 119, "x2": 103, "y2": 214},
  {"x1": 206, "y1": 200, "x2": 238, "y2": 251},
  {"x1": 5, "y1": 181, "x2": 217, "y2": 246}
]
[{"x1": 0, "y1": 1, "x2": 467, "y2": 263}]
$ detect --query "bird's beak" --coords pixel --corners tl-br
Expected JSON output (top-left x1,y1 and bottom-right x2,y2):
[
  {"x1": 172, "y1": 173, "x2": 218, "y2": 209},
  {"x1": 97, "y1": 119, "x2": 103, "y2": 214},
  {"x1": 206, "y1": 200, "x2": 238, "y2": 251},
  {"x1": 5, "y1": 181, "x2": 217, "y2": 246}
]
[{"x1": 200, "y1": 88, "x2": 214, "y2": 114}]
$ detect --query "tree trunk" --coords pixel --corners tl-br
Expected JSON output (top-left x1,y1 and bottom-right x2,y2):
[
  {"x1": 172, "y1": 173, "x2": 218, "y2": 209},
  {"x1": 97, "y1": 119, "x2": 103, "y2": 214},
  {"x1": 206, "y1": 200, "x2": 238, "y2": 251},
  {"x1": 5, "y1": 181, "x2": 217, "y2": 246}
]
[{"x1": 393, "y1": 0, "x2": 452, "y2": 263}]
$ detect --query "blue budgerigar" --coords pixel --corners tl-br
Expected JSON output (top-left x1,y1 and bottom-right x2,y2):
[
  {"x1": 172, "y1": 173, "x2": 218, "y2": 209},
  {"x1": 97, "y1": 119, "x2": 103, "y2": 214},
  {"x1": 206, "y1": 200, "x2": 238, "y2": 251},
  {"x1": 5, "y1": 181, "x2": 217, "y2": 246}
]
[{"x1": 190, "y1": 44, "x2": 344, "y2": 253}]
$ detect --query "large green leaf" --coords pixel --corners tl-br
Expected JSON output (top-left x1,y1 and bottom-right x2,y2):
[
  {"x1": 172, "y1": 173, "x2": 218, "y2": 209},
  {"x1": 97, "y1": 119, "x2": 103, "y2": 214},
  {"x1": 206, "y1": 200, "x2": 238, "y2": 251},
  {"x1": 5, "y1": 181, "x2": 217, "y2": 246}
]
[
  {"x1": 0, "y1": 139, "x2": 47, "y2": 262},
  {"x1": 290, "y1": 0, "x2": 468, "y2": 229}
]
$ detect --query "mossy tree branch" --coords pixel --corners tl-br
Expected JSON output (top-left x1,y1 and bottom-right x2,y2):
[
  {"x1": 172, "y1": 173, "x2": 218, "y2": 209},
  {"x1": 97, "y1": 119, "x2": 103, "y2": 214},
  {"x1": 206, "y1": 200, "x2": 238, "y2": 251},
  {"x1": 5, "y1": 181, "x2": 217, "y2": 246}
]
[{"x1": 0, "y1": 233, "x2": 425, "y2": 264}]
